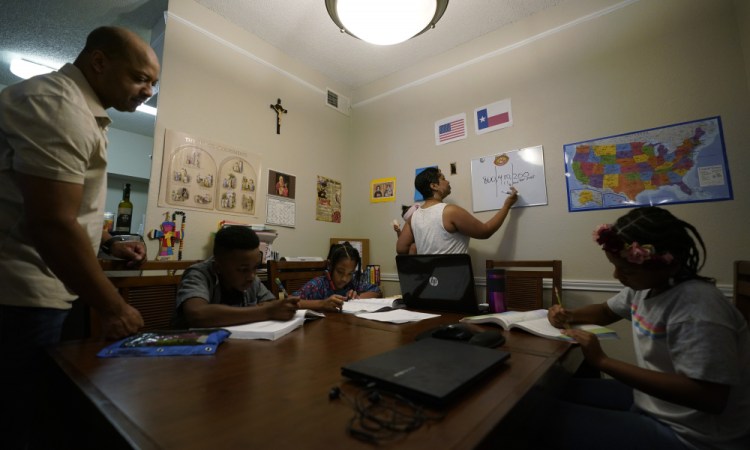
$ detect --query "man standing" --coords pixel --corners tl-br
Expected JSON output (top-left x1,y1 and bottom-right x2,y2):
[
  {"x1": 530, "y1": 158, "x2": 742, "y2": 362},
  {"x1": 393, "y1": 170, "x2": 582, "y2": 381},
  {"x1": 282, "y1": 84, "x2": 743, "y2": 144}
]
[
  {"x1": 396, "y1": 167, "x2": 518, "y2": 254},
  {"x1": 0, "y1": 26, "x2": 160, "y2": 447}
]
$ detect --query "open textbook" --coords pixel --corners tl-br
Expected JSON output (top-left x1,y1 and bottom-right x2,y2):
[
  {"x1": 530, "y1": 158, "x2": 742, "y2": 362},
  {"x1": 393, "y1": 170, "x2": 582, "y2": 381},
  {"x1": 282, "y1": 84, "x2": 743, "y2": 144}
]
[
  {"x1": 224, "y1": 310, "x2": 324, "y2": 340},
  {"x1": 341, "y1": 297, "x2": 405, "y2": 314},
  {"x1": 460, "y1": 309, "x2": 618, "y2": 342}
]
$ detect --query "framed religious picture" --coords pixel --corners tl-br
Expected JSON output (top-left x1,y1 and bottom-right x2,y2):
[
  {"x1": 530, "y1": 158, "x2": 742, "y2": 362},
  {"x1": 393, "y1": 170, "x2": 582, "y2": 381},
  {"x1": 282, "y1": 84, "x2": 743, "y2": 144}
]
[{"x1": 370, "y1": 177, "x2": 396, "y2": 203}]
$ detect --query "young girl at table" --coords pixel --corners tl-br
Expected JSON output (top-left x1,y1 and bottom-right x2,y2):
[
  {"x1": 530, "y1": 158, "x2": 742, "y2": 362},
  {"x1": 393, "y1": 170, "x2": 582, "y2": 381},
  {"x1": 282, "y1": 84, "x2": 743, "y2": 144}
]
[
  {"x1": 541, "y1": 206, "x2": 750, "y2": 450},
  {"x1": 295, "y1": 242, "x2": 382, "y2": 312}
]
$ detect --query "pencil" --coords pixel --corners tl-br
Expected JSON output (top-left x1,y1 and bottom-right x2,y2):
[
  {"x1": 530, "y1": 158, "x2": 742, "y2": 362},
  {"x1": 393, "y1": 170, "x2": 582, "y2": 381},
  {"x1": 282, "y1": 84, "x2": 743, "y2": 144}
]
[
  {"x1": 555, "y1": 287, "x2": 571, "y2": 330},
  {"x1": 555, "y1": 286, "x2": 563, "y2": 308},
  {"x1": 274, "y1": 277, "x2": 288, "y2": 298}
]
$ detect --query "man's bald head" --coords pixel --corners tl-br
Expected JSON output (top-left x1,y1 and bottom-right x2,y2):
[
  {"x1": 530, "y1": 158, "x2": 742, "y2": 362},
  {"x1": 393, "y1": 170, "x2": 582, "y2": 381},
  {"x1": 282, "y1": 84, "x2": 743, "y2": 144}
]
[{"x1": 75, "y1": 26, "x2": 160, "y2": 112}]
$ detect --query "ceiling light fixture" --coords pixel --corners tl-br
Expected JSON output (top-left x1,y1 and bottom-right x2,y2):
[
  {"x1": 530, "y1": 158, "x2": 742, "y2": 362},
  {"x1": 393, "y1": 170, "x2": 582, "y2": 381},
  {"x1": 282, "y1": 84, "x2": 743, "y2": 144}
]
[
  {"x1": 9, "y1": 58, "x2": 59, "y2": 80},
  {"x1": 326, "y1": 0, "x2": 449, "y2": 46},
  {"x1": 9, "y1": 57, "x2": 157, "y2": 116}
]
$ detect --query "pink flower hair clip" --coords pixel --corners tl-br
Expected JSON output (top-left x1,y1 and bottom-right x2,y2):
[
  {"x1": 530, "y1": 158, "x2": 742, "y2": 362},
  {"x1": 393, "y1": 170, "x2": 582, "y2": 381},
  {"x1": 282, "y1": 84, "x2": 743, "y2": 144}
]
[{"x1": 592, "y1": 223, "x2": 674, "y2": 265}]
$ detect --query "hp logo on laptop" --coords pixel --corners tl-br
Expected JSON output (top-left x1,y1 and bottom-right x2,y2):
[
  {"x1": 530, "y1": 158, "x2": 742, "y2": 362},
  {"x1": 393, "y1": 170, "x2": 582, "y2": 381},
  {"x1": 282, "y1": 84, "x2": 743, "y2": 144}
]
[{"x1": 429, "y1": 276, "x2": 439, "y2": 287}]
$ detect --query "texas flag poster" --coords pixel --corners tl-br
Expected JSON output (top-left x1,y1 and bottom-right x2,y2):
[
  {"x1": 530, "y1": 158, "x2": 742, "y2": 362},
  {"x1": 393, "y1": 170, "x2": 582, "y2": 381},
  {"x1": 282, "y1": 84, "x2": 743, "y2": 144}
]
[{"x1": 474, "y1": 98, "x2": 513, "y2": 135}]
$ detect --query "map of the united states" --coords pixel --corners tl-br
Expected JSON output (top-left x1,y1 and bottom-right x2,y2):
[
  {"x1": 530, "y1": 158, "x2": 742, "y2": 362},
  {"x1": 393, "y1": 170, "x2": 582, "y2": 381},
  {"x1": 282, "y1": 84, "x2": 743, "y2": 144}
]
[
  {"x1": 563, "y1": 117, "x2": 731, "y2": 211},
  {"x1": 571, "y1": 127, "x2": 703, "y2": 201}
]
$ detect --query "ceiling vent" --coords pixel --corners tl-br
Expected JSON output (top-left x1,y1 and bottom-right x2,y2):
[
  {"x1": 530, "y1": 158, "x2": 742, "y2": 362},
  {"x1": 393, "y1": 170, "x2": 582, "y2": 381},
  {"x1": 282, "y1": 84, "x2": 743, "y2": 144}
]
[{"x1": 326, "y1": 88, "x2": 351, "y2": 116}]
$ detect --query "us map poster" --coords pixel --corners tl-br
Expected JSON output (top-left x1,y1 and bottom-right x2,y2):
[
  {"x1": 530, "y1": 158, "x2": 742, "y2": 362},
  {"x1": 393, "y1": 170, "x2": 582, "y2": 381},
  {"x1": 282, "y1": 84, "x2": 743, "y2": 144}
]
[
  {"x1": 316, "y1": 175, "x2": 341, "y2": 223},
  {"x1": 158, "y1": 130, "x2": 261, "y2": 216},
  {"x1": 563, "y1": 117, "x2": 732, "y2": 211}
]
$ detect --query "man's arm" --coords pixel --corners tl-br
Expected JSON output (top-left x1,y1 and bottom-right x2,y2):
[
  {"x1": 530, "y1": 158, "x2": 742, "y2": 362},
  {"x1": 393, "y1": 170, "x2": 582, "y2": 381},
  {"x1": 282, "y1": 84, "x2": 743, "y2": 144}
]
[
  {"x1": 445, "y1": 188, "x2": 518, "y2": 239},
  {"x1": 181, "y1": 297, "x2": 299, "y2": 327},
  {"x1": 18, "y1": 174, "x2": 143, "y2": 339},
  {"x1": 101, "y1": 230, "x2": 147, "y2": 267}
]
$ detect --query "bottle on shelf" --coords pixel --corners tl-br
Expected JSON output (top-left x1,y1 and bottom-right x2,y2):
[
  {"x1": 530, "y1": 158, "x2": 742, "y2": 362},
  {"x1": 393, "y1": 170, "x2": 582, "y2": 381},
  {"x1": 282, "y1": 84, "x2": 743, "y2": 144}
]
[{"x1": 114, "y1": 183, "x2": 133, "y2": 235}]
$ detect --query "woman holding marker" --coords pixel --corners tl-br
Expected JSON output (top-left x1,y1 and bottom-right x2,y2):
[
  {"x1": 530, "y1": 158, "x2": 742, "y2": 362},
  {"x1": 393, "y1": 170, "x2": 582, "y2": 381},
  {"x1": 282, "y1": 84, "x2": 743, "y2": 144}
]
[
  {"x1": 295, "y1": 242, "x2": 382, "y2": 312},
  {"x1": 396, "y1": 167, "x2": 518, "y2": 255},
  {"x1": 538, "y1": 207, "x2": 750, "y2": 450}
]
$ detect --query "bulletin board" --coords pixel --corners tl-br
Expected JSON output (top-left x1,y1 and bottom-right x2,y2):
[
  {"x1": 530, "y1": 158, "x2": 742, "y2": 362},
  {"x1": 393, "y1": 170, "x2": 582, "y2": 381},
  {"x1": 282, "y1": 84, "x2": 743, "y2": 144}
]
[{"x1": 470, "y1": 145, "x2": 548, "y2": 212}]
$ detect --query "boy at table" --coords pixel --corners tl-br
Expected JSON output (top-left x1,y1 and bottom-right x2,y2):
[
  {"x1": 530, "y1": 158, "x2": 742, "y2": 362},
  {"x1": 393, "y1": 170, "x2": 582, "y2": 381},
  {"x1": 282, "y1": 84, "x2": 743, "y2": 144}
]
[{"x1": 173, "y1": 226, "x2": 298, "y2": 328}]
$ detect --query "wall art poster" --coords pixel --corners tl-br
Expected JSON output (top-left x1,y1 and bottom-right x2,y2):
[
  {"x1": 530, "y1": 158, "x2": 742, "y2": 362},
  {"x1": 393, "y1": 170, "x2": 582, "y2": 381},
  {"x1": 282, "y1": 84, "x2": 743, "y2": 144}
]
[
  {"x1": 158, "y1": 130, "x2": 261, "y2": 216},
  {"x1": 563, "y1": 116, "x2": 732, "y2": 211}
]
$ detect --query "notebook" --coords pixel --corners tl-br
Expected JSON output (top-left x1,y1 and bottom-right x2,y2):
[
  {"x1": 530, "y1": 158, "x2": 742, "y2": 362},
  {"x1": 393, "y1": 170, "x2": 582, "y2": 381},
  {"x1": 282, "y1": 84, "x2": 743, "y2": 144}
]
[
  {"x1": 396, "y1": 253, "x2": 480, "y2": 313},
  {"x1": 341, "y1": 338, "x2": 510, "y2": 407}
]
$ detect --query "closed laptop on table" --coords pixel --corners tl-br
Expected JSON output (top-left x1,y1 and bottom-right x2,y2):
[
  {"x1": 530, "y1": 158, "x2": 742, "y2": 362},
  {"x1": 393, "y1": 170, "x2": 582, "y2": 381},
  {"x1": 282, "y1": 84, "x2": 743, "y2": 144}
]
[
  {"x1": 396, "y1": 253, "x2": 479, "y2": 313},
  {"x1": 341, "y1": 338, "x2": 510, "y2": 407}
]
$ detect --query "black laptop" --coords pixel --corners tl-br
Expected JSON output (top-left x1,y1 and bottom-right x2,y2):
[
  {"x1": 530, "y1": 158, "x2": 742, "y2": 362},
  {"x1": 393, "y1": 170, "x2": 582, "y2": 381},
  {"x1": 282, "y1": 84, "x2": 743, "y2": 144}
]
[
  {"x1": 396, "y1": 253, "x2": 479, "y2": 313},
  {"x1": 341, "y1": 338, "x2": 510, "y2": 407}
]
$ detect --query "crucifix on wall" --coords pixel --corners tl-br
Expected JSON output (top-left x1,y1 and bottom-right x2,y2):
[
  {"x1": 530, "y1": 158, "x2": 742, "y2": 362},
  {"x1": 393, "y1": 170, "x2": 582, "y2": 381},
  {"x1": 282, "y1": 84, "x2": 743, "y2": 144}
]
[{"x1": 270, "y1": 98, "x2": 287, "y2": 134}]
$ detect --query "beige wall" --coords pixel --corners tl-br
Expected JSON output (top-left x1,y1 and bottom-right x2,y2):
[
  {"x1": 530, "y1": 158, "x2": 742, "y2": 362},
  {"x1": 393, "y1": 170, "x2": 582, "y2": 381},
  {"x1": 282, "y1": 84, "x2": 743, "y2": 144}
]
[
  {"x1": 350, "y1": 0, "x2": 750, "y2": 294},
  {"x1": 150, "y1": 0, "x2": 749, "y2": 300},
  {"x1": 147, "y1": 0, "x2": 355, "y2": 260}
]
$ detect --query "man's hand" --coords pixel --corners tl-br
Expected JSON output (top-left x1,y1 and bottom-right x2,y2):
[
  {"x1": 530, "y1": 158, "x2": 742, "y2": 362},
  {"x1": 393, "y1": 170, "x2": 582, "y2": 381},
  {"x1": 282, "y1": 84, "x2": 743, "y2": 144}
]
[
  {"x1": 99, "y1": 303, "x2": 144, "y2": 340},
  {"x1": 110, "y1": 240, "x2": 147, "y2": 268}
]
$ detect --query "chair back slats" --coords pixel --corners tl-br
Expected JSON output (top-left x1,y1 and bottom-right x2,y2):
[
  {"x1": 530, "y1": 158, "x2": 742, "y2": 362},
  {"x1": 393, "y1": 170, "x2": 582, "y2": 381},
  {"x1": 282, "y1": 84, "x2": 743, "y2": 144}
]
[
  {"x1": 485, "y1": 260, "x2": 562, "y2": 311},
  {"x1": 267, "y1": 260, "x2": 328, "y2": 296},
  {"x1": 506, "y1": 274, "x2": 544, "y2": 311},
  {"x1": 734, "y1": 261, "x2": 750, "y2": 323}
]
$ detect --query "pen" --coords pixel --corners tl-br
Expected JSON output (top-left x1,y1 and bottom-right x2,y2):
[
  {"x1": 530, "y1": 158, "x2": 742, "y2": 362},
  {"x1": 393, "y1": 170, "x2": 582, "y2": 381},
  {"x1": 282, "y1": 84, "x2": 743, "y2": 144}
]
[{"x1": 274, "y1": 277, "x2": 288, "y2": 298}]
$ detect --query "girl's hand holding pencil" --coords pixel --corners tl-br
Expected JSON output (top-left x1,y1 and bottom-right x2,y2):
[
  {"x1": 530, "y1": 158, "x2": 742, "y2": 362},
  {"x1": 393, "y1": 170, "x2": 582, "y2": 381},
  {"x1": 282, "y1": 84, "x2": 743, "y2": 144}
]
[{"x1": 548, "y1": 287, "x2": 572, "y2": 329}]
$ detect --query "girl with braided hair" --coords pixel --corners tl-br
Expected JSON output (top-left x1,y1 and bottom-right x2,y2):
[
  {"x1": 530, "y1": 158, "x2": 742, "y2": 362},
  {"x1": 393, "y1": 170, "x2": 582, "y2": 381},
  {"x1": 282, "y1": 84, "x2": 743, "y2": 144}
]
[
  {"x1": 541, "y1": 206, "x2": 749, "y2": 450},
  {"x1": 295, "y1": 242, "x2": 382, "y2": 312}
]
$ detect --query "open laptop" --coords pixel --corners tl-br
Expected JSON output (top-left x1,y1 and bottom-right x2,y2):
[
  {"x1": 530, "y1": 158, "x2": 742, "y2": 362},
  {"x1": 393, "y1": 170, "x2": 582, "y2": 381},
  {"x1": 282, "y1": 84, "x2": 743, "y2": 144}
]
[
  {"x1": 341, "y1": 338, "x2": 510, "y2": 407},
  {"x1": 396, "y1": 254, "x2": 479, "y2": 313}
]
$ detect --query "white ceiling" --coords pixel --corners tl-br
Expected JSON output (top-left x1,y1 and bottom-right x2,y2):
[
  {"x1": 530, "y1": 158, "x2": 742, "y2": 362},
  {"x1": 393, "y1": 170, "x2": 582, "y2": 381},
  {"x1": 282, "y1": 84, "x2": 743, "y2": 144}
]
[{"x1": 1, "y1": 0, "x2": 566, "y2": 136}]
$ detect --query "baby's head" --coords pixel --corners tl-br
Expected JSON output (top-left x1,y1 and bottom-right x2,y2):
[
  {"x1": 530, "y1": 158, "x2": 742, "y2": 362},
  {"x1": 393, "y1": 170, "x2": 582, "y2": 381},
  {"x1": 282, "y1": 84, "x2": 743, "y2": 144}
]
[{"x1": 401, "y1": 203, "x2": 420, "y2": 221}]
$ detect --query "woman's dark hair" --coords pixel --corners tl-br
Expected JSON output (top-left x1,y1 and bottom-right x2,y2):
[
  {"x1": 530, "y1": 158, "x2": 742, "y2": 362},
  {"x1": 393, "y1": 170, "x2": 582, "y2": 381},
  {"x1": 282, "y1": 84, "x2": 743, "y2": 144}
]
[
  {"x1": 611, "y1": 206, "x2": 713, "y2": 284},
  {"x1": 414, "y1": 167, "x2": 441, "y2": 199},
  {"x1": 213, "y1": 226, "x2": 259, "y2": 257},
  {"x1": 327, "y1": 242, "x2": 361, "y2": 276}
]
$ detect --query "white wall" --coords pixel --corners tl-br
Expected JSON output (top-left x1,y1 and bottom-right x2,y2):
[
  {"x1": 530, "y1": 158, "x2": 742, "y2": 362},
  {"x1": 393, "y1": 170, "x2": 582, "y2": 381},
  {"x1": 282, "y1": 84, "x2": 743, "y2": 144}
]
[
  {"x1": 350, "y1": 0, "x2": 750, "y2": 295},
  {"x1": 148, "y1": 0, "x2": 749, "y2": 306},
  {"x1": 105, "y1": 128, "x2": 154, "y2": 235},
  {"x1": 147, "y1": 0, "x2": 353, "y2": 260}
]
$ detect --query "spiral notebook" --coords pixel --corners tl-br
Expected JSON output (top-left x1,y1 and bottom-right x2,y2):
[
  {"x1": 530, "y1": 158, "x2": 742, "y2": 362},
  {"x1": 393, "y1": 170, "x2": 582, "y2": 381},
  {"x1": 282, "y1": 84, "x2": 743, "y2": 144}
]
[{"x1": 395, "y1": 253, "x2": 479, "y2": 313}]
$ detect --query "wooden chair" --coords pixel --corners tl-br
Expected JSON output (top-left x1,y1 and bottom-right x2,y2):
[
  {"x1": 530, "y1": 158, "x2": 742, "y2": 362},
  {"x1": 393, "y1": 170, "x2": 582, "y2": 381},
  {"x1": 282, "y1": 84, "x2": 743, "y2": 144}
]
[
  {"x1": 267, "y1": 260, "x2": 328, "y2": 296},
  {"x1": 734, "y1": 261, "x2": 750, "y2": 323},
  {"x1": 90, "y1": 259, "x2": 201, "y2": 337},
  {"x1": 485, "y1": 260, "x2": 562, "y2": 311}
]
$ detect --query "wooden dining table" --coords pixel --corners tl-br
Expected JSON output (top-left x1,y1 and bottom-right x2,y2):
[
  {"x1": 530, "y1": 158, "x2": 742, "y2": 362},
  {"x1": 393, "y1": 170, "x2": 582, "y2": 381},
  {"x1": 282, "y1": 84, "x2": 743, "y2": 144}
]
[{"x1": 46, "y1": 310, "x2": 581, "y2": 449}]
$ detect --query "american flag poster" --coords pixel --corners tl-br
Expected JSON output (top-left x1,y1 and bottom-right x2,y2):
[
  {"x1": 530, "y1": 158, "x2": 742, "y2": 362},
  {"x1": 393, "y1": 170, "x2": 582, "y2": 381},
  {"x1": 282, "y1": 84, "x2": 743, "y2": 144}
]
[
  {"x1": 474, "y1": 98, "x2": 512, "y2": 135},
  {"x1": 435, "y1": 113, "x2": 467, "y2": 145}
]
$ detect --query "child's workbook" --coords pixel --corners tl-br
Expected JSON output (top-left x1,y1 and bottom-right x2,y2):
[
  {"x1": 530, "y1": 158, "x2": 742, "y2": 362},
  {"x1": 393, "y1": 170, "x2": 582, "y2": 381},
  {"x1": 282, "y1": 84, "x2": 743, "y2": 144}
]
[
  {"x1": 341, "y1": 297, "x2": 405, "y2": 314},
  {"x1": 460, "y1": 309, "x2": 618, "y2": 341},
  {"x1": 224, "y1": 310, "x2": 324, "y2": 340}
]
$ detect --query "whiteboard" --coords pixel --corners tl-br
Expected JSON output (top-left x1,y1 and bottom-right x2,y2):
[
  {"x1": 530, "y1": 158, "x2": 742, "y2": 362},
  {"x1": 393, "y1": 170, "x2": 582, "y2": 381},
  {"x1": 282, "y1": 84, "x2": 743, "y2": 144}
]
[{"x1": 470, "y1": 145, "x2": 548, "y2": 212}]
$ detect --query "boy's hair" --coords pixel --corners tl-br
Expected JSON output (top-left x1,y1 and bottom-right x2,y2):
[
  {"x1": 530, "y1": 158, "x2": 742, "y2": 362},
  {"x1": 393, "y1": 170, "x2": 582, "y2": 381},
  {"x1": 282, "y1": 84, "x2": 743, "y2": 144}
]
[
  {"x1": 414, "y1": 167, "x2": 441, "y2": 199},
  {"x1": 612, "y1": 206, "x2": 712, "y2": 283},
  {"x1": 327, "y1": 242, "x2": 361, "y2": 274},
  {"x1": 213, "y1": 226, "x2": 260, "y2": 257}
]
